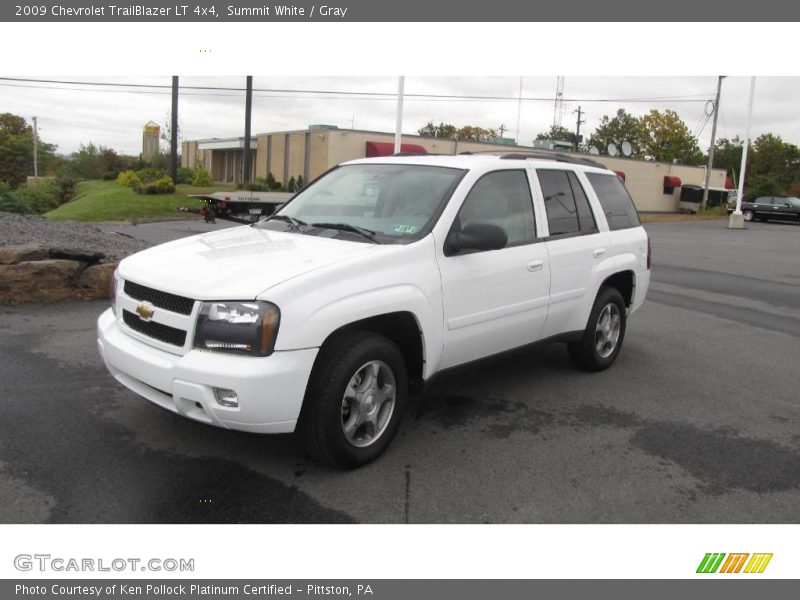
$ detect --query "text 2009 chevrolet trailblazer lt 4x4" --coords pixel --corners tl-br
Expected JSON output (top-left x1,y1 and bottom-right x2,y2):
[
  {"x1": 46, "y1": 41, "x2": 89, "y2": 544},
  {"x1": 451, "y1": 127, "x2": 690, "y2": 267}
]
[{"x1": 98, "y1": 152, "x2": 650, "y2": 468}]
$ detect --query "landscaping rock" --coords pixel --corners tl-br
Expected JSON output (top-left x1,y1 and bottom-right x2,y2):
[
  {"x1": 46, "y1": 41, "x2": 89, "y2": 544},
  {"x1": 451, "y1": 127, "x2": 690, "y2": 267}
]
[
  {"x1": 78, "y1": 263, "x2": 118, "y2": 299},
  {"x1": 0, "y1": 243, "x2": 50, "y2": 265},
  {"x1": 0, "y1": 259, "x2": 87, "y2": 303},
  {"x1": 49, "y1": 248, "x2": 106, "y2": 265}
]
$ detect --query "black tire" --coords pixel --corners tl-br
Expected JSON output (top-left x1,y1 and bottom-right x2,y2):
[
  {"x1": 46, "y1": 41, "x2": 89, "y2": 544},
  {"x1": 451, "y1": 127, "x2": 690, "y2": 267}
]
[
  {"x1": 298, "y1": 330, "x2": 407, "y2": 469},
  {"x1": 743, "y1": 210, "x2": 754, "y2": 222},
  {"x1": 568, "y1": 287, "x2": 627, "y2": 372}
]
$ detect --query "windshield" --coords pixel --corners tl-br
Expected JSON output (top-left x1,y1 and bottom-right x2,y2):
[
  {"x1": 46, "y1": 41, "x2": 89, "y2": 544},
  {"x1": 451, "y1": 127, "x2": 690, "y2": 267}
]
[
  {"x1": 786, "y1": 197, "x2": 800, "y2": 208},
  {"x1": 258, "y1": 163, "x2": 465, "y2": 243}
]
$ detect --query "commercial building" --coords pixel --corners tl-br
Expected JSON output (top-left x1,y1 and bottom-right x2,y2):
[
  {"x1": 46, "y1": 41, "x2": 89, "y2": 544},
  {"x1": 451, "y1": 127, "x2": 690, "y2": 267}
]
[{"x1": 183, "y1": 125, "x2": 730, "y2": 212}]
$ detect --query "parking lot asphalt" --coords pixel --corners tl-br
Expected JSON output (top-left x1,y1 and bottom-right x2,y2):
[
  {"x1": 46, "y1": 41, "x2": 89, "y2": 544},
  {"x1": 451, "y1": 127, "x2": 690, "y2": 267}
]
[{"x1": 1, "y1": 218, "x2": 799, "y2": 523}]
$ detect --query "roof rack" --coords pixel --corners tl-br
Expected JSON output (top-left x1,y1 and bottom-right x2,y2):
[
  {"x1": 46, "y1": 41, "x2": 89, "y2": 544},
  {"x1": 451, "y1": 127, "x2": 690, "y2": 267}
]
[
  {"x1": 499, "y1": 152, "x2": 607, "y2": 169},
  {"x1": 458, "y1": 149, "x2": 606, "y2": 169}
]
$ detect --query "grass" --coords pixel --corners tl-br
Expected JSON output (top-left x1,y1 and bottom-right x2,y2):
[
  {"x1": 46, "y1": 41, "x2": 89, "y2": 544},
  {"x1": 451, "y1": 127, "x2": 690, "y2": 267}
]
[
  {"x1": 46, "y1": 180, "x2": 236, "y2": 222},
  {"x1": 639, "y1": 205, "x2": 729, "y2": 223}
]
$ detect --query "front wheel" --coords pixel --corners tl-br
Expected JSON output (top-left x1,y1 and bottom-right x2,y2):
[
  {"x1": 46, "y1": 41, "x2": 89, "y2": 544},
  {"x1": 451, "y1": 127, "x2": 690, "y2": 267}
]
[
  {"x1": 568, "y1": 287, "x2": 627, "y2": 371},
  {"x1": 298, "y1": 330, "x2": 407, "y2": 469}
]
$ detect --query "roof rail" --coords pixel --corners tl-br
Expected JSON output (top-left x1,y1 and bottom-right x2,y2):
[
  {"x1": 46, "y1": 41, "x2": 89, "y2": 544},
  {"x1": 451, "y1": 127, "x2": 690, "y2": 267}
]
[{"x1": 499, "y1": 152, "x2": 607, "y2": 169}]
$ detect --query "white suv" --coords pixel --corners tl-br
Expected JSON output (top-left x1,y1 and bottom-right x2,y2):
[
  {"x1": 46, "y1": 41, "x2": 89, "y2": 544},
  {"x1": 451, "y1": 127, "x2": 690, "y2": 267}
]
[{"x1": 98, "y1": 153, "x2": 650, "y2": 468}]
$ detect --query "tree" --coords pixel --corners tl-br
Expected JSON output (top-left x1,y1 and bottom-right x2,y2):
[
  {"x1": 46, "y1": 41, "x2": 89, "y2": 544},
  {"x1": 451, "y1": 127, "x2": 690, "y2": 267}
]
[
  {"x1": 587, "y1": 109, "x2": 646, "y2": 158},
  {"x1": 417, "y1": 121, "x2": 457, "y2": 139},
  {"x1": 639, "y1": 110, "x2": 704, "y2": 165},
  {"x1": 749, "y1": 133, "x2": 800, "y2": 192},
  {"x1": 0, "y1": 113, "x2": 58, "y2": 189},
  {"x1": 66, "y1": 143, "x2": 126, "y2": 180},
  {"x1": 713, "y1": 137, "x2": 744, "y2": 180},
  {"x1": 417, "y1": 121, "x2": 497, "y2": 143},
  {"x1": 455, "y1": 125, "x2": 498, "y2": 143},
  {"x1": 535, "y1": 125, "x2": 575, "y2": 143}
]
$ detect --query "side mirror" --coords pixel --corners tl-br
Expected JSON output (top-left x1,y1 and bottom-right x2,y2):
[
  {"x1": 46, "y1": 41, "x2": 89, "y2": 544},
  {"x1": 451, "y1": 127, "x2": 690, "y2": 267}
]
[{"x1": 446, "y1": 222, "x2": 508, "y2": 254}]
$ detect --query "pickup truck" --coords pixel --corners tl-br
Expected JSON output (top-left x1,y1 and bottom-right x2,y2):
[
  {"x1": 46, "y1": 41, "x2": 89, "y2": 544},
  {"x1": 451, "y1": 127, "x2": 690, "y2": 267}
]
[{"x1": 97, "y1": 153, "x2": 651, "y2": 468}]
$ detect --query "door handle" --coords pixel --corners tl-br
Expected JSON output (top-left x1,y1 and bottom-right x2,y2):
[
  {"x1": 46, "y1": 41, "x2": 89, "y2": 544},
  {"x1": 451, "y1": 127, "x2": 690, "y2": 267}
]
[
  {"x1": 527, "y1": 260, "x2": 544, "y2": 272},
  {"x1": 593, "y1": 248, "x2": 607, "y2": 258}
]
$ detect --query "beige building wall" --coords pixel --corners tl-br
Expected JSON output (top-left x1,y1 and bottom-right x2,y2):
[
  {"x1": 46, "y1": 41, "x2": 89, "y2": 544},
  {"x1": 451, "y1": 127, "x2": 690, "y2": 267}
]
[
  {"x1": 189, "y1": 129, "x2": 728, "y2": 212},
  {"x1": 255, "y1": 136, "x2": 269, "y2": 180},
  {"x1": 287, "y1": 133, "x2": 307, "y2": 183}
]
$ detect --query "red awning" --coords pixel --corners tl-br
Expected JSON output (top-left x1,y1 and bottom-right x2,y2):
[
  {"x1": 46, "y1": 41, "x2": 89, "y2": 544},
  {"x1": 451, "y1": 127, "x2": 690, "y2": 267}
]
[
  {"x1": 663, "y1": 176, "x2": 682, "y2": 188},
  {"x1": 365, "y1": 141, "x2": 428, "y2": 158},
  {"x1": 725, "y1": 176, "x2": 735, "y2": 189},
  {"x1": 613, "y1": 170, "x2": 625, "y2": 182}
]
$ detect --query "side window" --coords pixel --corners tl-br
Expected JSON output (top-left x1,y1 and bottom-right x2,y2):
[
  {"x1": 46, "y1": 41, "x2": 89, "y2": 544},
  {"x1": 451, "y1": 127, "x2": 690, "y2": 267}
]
[
  {"x1": 586, "y1": 173, "x2": 641, "y2": 231},
  {"x1": 755, "y1": 197, "x2": 771, "y2": 205},
  {"x1": 452, "y1": 170, "x2": 536, "y2": 250},
  {"x1": 569, "y1": 171, "x2": 598, "y2": 232},
  {"x1": 538, "y1": 169, "x2": 580, "y2": 236}
]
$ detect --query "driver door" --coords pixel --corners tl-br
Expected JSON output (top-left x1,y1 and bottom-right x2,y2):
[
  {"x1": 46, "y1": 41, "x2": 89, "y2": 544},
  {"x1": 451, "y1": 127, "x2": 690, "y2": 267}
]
[{"x1": 436, "y1": 169, "x2": 550, "y2": 370}]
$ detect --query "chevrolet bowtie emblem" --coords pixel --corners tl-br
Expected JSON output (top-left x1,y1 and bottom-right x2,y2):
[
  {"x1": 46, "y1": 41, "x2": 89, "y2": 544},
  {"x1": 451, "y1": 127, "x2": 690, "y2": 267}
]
[{"x1": 135, "y1": 302, "x2": 155, "y2": 321}]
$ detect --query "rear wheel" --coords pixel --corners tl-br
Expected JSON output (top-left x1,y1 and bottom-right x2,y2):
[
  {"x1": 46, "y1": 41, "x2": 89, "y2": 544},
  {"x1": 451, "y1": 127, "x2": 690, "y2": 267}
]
[
  {"x1": 568, "y1": 287, "x2": 627, "y2": 371},
  {"x1": 298, "y1": 330, "x2": 407, "y2": 469},
  {"x1": 743, "y1": 210, "x2": 754, "y2": 221}
]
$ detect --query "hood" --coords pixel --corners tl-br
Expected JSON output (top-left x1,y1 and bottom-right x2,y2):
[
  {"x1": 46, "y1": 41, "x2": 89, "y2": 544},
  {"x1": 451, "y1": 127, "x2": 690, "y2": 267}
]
[{"x1": 118, "y1": 225, "x2": 378, "y2": 300}]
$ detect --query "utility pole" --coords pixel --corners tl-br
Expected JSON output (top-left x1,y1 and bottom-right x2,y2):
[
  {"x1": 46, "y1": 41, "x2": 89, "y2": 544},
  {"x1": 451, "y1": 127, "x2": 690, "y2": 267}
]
[
  {"x1": 170, "y1": 76, "x2": 179, "y2": 182},
  {"x1": 243, "y1": 75, "x2": 253, "y2": 184},
  {"x1": 574, "y1": 106, "x2": 585, "y2": 152},
  {"x1": 32, "y1": 116, "x2": 38, "y2": 178},
  {"x1": 701, "y1": 76, "x2": 725, "y2": 212},
  {"x1": 394, "y1": 76, "x2": 405, "y2": 154},
  {"x1": 498, "y1": 124, "x2": 507, "y2": 138}
]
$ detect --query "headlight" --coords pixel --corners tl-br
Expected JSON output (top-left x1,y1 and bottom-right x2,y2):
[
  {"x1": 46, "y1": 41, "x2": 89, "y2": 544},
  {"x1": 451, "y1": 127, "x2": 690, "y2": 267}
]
[{"x1": 194, "y1": 301, "x2": 280, "y2": 356}]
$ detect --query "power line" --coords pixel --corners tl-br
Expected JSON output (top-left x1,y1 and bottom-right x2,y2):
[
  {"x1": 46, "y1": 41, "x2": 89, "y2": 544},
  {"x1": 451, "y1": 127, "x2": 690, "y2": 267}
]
[{"x1": 0, "y1": 77, "x2": 715, "y2": 104}]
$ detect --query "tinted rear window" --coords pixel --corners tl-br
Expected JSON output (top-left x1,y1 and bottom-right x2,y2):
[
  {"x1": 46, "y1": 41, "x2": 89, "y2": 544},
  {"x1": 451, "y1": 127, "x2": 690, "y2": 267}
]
[{"x1": 586, "y1": 173, "x2": 640, "y2": 231}]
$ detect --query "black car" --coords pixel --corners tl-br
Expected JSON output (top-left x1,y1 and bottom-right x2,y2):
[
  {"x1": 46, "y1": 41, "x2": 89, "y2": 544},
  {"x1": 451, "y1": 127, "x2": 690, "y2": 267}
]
[{"x1": 727, "y1": 196, "x2": 800, "y2": 222}]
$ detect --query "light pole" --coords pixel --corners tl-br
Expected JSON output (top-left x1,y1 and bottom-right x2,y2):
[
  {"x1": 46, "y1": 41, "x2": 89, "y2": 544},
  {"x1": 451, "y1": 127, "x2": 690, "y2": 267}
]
[
  {"x1": 729, "y1": 77, "x2": 756, "y2": 230},
  {"x1": 394, "y1": 76, "x2": 405, "y2": 154},
  {"x1": 32, "y1": 115, "x2": 39, "y2": 178}
]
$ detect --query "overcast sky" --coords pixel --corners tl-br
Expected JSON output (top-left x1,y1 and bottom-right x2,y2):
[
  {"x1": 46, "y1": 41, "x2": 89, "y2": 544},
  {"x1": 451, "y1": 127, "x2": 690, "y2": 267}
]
[{"x1": 2, "y1": 76, "x2": 799, "y2": 157}]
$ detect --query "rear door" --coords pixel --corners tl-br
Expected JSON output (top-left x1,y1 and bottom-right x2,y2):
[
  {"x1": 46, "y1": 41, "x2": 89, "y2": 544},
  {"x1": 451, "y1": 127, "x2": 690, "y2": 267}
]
[
  {"x1": 437, "y1": 169, "x2": 550, "y2": 369},
  {"x1": 534, "y1": 168, "x2": 609, "y2": 338}
]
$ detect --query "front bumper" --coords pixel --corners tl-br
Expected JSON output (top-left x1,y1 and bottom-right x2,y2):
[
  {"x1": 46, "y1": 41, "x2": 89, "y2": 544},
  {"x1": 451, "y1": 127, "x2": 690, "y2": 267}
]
[{"x1": 97, "y1": 308, "x2": 317, "y2": 434}]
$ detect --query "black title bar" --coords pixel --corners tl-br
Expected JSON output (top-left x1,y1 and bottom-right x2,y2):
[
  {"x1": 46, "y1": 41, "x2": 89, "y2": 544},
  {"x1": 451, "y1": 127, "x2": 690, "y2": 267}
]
[{"x1": 4, "y1": 0, "x2": 800, "y2": 21}]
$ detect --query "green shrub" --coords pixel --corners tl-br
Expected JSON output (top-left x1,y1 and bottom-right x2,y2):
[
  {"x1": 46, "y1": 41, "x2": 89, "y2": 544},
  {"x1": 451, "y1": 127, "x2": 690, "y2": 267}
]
[
  {"x1": 266, "y1": 172, "x2": 282, "y2": 190},
  {"x1": 135, "y1": 167, "x2": 165, "y2": 183},
  {"x1": 101, "y1": 171, "x2": 118, "y2": 181},
  {"x1": 296, "y1": 175, "x2": 304, "y2": 190},
  {"x1": 191, "y1": 168, "x2": 213, "y2": 187},
  {"x1": 0, "y1": 182, "x2": 26, "y2": 213},
  {"x1": 176, "y1": 167, "x2": 195, "y2": 184},
  {"x1": 287, "y1": 176, "x2": 296, "y2": 192},
  {"x1": 116, "y1": 170, "x2": 142, "y2": 188},
  {"x1": 55, "y1": 174, "x2": 78, "y2": 204},
  {"x1": 245, "y1": 182, "x2": 268, "y2": 192},
  {"x1": 133, "y1": 175, "x2": 175, "y2": 195},
  {"x1": 7, "y1": 181, "x2": 62, "y2": 214}
]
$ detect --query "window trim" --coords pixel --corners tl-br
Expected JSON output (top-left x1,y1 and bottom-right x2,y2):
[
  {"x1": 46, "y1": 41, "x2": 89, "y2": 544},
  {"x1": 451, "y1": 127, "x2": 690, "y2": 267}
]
[
  {"x1": 585, "y1": 171, "x2": 641, "y2": 232},
  {"x1": 443, "y1": 168, "x2": 538, "y2": 257}
]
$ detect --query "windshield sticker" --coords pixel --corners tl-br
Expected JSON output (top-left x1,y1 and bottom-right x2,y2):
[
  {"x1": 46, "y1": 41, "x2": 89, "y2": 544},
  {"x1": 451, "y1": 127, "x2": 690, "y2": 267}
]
[{"x1": 391, "y1": 224, "x2": 418, "y2": 234}]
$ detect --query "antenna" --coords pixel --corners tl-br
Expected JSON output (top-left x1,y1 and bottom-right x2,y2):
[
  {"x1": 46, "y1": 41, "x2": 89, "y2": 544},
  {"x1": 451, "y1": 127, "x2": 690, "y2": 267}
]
[
  {"x1": 553, "y1": 76, "x2": 565, "y2": 128},
  {"x1": 621, "y1": 141, "x2": 633, "y2": 157}
]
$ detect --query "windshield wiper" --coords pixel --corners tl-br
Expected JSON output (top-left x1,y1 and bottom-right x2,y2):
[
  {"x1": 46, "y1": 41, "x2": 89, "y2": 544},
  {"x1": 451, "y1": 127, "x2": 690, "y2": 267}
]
[
  {"x1": 311, "y1": 222, "x2": 381, "y2": 244},
  {"x1": 260, "y1": 214, "x2": 308, "y2": 232}
]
